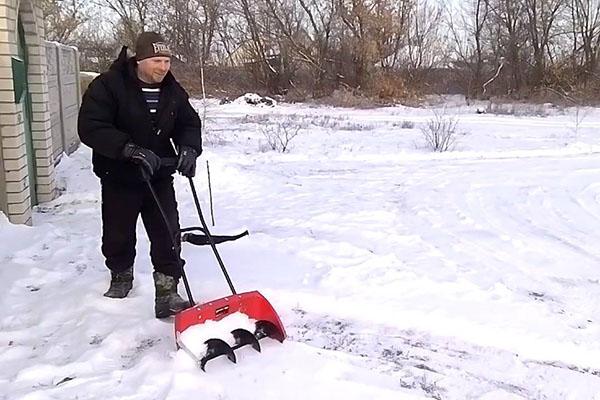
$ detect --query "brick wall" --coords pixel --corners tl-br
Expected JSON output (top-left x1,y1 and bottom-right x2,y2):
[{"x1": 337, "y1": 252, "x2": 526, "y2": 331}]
[
  {"x1": 23, "y1": 0, "x2": 55, "y2": 205},
  {"x1": 0, "y1": 0, "x2": 56, "y2": 225}
]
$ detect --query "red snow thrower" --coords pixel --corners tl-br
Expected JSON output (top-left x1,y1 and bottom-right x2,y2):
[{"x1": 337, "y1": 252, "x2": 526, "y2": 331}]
[{"x1": 141, "y1": 162, "x2": 286, "y2": 371}]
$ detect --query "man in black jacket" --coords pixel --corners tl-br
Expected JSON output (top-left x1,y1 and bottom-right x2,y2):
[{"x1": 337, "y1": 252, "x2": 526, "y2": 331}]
[{"x1": 78, "y1": 32, "x2": 202, "y2": 318}]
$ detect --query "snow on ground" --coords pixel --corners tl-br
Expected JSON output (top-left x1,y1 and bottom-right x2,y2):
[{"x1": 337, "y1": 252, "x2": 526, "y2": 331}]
[{"x1": 3, "y1": 98, "x2": 600, "y2": 399}]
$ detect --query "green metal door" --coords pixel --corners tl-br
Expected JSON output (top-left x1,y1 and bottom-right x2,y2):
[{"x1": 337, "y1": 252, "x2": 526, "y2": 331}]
[{"x1": 17, "y1": 17, "x2": 37, "y2": 205}]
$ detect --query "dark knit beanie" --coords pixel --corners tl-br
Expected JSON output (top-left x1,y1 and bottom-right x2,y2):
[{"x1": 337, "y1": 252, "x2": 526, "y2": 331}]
[{"x1": 135, "y1": 32, "x2": 172, "y2": 61}]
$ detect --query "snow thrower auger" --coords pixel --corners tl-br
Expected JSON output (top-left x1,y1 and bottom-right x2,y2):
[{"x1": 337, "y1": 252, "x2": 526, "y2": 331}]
[{"x1": 141, "y1": 161, "x2": 286, "y2": 371}]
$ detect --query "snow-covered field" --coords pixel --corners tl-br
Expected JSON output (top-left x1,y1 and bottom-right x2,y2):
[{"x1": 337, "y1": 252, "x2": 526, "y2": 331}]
[{"x1": 3, "y1": 97, "x2": 600, "y2": 399}]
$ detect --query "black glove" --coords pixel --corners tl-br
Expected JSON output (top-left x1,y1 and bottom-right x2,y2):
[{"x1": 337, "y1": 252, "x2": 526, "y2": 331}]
[
  {"x1": 121, "y1": 143, "x2": 161, "y2": 176},
  {"x1": 177, "y1": 145, "x2": 198, "y2": 178}
]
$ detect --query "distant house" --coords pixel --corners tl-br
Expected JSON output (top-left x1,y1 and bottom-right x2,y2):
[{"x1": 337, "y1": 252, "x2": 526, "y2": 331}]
[
  {"x1": 0, "y1": 0, "x2": 80, "y2": 225},
  {"x1": 226, "y1": 40, "x2": 280, "y2": 68}
]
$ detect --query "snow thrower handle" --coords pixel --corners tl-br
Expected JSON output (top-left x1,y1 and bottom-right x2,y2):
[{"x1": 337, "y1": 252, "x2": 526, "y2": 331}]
[
  {"x1": 140, "y1": 166, "x2": 195, "y2": 306},
  {"x1": 142, "y1": 159, "x2": 239, "y2": 296},
  {"x1": 187, "y1": 177, "x2": 238, "y2": 295}
]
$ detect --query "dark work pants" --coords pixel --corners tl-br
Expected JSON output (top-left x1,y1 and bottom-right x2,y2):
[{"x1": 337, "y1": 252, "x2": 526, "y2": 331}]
[{"x1": 101, "y1": 177, "x2": 184, "y2": 279}]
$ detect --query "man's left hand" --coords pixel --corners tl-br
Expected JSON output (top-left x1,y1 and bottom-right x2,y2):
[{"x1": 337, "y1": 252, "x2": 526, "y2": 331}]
[{"x1": 177, "y1": 145, "x2": 198, "y2": 178}]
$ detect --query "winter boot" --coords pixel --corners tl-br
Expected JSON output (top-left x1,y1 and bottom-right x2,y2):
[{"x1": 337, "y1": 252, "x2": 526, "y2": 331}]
[
  {"x1": 103, "y1": 267, "x2": 133, "y2": 298},
  {"x1": 153, "y1": 271, "x2": 190, "y2": 318},
  {"x1": 171, "y1": 277, "x2": 189, "y2": 307}
]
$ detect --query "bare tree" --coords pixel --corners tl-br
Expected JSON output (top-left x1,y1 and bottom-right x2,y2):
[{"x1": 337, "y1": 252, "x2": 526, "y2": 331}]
[
  {"x1": 61, "y1": 0, "x2": 600, "y2": 100},
  {"x1": 405, "y1": 0, "x2": 445, "y2": 74},
  {"x1": 523, "y1": 0, "x2": 566, "y2": 86},
  {"x1": 298, "y1": 0, "x2": 337, "y2": 91},
  {"x1": 99, "y1": 0, "x2": 156, "y2": 45},
  {"x1": 236, "y1": 0, "x2": 278, "y2": 89},
  {"x1": 336, "y1": 0, "x2": 376, "y2": 88},
  {"x1": 198, "y1": 0, "x2": 221, "y2": 63},
  {"x1": 447, "y1": 0, "x2": 491, "y2": 97},
  {"x1": 159, "y1": 0, "x2": 198, "y2": 62},
  {"x1": 213, "y1": 3, "x2": 246, "y2": 66},
  {"x1": 374, "y1": 0, "x2": 412, "y2": 69},
  {"x1": 336, "y1": 0, "x2": 413, "y2": 89},
  {"x1": 488, "y1": 0, "x2": 528, "y2": 93},
  {"x1": 569, "y1": 0, "x2": 600, "y2": 83},
  {"x1": 41, "y1": 0, "x2": 88, "y2": 44},
  {"x1": 77, "y1": 30, "x2": 120, "y2": 71},
  {"x1": 157, "y1": 0, "x2": 220, "y2": 65},
  {"x1": 261, "y1": 0, "x2": 337, "y2": 95}
]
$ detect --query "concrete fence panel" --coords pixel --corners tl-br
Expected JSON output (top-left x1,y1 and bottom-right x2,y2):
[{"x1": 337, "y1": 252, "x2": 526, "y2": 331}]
[{"x1": 45, "y1": 41, "x2": 81, "y2": 164}]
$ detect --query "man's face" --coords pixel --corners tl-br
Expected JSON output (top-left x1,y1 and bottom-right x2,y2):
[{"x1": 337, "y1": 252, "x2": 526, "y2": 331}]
[{"x1": 137, "y1": 56, "x2": 171, "y2": 84}]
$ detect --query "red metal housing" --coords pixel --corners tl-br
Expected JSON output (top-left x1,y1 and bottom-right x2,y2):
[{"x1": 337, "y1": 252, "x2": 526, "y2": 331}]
[{"x1": 174, "y1": 290, "x2": 286, "y2": 342}]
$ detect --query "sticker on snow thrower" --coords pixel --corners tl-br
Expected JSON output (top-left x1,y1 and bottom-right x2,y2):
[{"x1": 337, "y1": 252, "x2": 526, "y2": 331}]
[{"x1": 215, "y1": 305, "x2": 230, "y2": 317}]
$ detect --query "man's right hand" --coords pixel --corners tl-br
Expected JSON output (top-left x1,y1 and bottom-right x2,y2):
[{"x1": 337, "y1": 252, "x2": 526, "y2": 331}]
[{"x1": 121, "y1": 143, "x2": 161, "y2": 176}]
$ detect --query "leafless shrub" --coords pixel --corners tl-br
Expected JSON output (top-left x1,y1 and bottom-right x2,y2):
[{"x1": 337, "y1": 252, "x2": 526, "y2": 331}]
[
  {"x1": 259, "y1": 117, "x2": 302, "y2": 153},
  {"x1": 337, "y1": 122, "x2": 376, "y2": 131},
  {"x1": 189, "y1": 99, "x2": 226, "y2": 146},
  {"x1": 242, "y1": 114, "x2": 271, "y2": 124},
  {"x1": 570, "y1": 105, "x2": 590, "y2": 141},
  {"x1": 420, "y1": 111, "x2": 459, "y2": 152},
  {"x1": 311, "y1": 115, "x2": 333, "y2": 128},
  {"x1": 395, "y1": 120, "x2": 415, "y2": 129},
  {"x1": 308, "y1": 115, "x2": 347, "y2": 130},
  {"x1": 202, "y1": 123, "x2": 227, "y2": 146}
]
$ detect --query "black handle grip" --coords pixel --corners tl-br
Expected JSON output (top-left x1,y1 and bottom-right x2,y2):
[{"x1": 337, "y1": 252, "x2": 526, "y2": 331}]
[
  {"x1": 160, "y1": 157, "x2": 178, "y2": 167},
  {"x1": 182, "y1": 230, "x2": 249, "y2": 246}
]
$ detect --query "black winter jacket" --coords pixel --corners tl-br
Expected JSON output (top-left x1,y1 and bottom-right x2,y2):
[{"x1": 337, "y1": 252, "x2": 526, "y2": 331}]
[{"x1": 78, "y1": 47, "x2": 202, "y2": 184}]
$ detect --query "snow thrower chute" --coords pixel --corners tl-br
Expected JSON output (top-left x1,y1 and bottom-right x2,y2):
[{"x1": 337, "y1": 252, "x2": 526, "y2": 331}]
[{"x1": 141, "y1": 161, "x2": 286, "y2": 371}]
